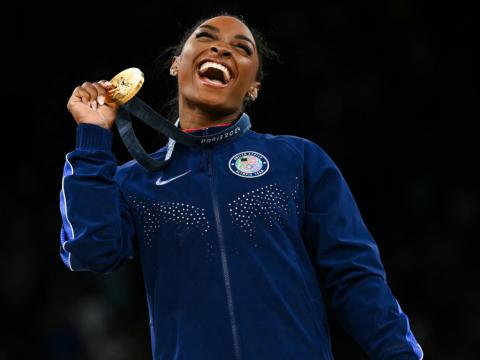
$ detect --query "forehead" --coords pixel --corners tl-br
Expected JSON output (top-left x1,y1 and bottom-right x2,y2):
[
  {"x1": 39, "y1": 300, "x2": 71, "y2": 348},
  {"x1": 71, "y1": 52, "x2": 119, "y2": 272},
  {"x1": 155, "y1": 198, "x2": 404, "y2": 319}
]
[{"x1": 197, "y1": 16, "x2": 255, "y2": 41}]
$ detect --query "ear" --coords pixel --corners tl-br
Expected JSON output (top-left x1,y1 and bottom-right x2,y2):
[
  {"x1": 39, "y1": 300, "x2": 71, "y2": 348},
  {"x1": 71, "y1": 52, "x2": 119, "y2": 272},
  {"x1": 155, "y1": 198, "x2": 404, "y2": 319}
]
[
  {"x1": 247, "y1": 81, "x2": 261, "y2": 101},
  {"x1": 170, "y1": 56, "x2": 180, "y2": 76}
]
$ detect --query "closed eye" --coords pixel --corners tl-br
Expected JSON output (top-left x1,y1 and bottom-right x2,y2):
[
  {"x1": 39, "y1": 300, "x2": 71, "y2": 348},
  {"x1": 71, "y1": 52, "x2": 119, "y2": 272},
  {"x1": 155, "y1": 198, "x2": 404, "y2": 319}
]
[
  {"x1": 196, "y1": 31, "x2": 253, "y2": 56},
  {"x1": 237, "y1": 44, "x2": 252, "y2": 55},
  {"x1": 195, "y1": 31, "x2": 214, "y2": 39}
]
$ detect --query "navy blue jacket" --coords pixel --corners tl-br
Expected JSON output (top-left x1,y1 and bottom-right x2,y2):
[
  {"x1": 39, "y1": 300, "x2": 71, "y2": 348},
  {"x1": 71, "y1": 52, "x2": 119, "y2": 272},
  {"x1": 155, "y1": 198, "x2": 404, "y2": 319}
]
[{"x1": 59, "y1": 113, "x2": 423, "y2": 359}]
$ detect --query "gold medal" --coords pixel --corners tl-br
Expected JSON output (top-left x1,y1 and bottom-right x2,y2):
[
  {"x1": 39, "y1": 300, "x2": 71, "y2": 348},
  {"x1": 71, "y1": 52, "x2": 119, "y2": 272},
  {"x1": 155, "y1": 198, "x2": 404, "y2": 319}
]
[{"x1": 107, "y1": 67, "x2": 144, "y2": 106}]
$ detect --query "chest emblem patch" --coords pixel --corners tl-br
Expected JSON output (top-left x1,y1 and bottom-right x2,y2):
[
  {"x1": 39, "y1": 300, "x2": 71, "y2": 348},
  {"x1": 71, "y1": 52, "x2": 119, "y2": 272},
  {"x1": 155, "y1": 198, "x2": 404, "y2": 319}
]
[{"x1": 228, "y1": 151, "x2": 269, "y2": 178}]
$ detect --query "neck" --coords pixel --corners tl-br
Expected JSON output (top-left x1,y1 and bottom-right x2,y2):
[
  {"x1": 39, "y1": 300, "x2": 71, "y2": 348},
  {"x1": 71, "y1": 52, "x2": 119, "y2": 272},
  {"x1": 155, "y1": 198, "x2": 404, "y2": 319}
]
[{"x1": 178, "y1": 99, "x2": 242, "y2": 131}]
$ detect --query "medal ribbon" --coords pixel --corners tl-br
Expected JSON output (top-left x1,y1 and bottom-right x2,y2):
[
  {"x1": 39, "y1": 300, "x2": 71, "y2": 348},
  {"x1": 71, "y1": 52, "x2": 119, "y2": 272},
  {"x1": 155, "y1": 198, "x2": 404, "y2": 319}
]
[{"x1": 115, "y1": 97, "x2": 251, "y2": 171}]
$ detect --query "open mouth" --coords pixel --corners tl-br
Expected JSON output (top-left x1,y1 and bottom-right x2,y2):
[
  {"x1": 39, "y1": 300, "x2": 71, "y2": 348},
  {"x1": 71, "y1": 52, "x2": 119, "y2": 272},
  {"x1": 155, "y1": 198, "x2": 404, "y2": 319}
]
[{"x1": 197, "y1": 60, "x2": 233, "y2": 88}]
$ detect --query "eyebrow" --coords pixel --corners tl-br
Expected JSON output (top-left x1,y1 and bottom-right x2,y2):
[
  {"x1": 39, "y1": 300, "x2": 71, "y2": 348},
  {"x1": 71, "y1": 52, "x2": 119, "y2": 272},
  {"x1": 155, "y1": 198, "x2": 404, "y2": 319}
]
[{"x1": 198, "y1": 24, "x2": 256, "y2": 49}]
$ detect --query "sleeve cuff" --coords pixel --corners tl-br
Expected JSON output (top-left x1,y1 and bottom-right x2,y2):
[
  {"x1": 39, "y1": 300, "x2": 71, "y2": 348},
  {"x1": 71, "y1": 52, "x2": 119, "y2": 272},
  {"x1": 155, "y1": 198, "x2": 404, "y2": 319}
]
[{"x1": 76, "y1": 123, "x2": 113, "y2": 150}]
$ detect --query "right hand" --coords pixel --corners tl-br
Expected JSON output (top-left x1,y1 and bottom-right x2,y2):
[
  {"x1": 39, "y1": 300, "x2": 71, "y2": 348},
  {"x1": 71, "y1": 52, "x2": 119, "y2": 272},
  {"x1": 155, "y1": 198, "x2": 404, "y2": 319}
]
[{"x1": 67, "y1": 80, "x2": 118, "y2": 129}]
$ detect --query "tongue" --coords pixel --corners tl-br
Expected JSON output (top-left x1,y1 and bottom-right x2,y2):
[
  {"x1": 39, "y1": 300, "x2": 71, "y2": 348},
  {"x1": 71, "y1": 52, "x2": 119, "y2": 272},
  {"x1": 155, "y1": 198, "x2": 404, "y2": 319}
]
[
  {"x1": 200, "y1": 67, "x2": 226, "y2": 84},
  {"x1": 201, "y1": 76, "x2": 225, "y2": 86}
]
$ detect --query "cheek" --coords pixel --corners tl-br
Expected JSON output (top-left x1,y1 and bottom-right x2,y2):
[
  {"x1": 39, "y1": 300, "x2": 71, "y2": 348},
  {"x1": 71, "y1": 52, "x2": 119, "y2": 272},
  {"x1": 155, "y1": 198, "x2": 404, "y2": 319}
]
[
  {"x1": 177, "y1": 45, "x2": 196, "y2": 75},
  {"x1": 239, "y1": 57, "x2": 259, "y2": 83},
  {"x1": 236, "y1": 65, "x2": 257, "y2": 92},
  {"x1": 178, "y1": 67, "x2": 193, "y2": 86},
  {"x1": 179, "y1": 60, "x2": 193, "y2": 78},
  {"x1": 177, "y1": 62, "x2": 196, "y2": 93}
]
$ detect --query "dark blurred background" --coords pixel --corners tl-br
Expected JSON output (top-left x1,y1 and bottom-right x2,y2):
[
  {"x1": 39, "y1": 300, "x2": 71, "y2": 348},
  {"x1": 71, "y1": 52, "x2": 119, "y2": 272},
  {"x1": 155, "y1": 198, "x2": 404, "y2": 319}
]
[{"x1": 2, "y1": 1, "x2": 478, "y2": 359}]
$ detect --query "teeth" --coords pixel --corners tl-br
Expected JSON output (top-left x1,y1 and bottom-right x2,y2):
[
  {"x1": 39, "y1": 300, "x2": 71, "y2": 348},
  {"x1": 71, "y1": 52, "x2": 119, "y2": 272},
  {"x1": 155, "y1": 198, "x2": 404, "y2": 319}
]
[{"x1": 199, "y1": 61, "x2": 231, "y2": 82}]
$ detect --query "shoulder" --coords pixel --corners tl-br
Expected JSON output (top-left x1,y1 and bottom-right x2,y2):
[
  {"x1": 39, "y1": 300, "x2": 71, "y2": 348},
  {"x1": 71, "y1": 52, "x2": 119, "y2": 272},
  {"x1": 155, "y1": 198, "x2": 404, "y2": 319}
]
[{"x1": 247, "y1": 130, "x2": 331, "y2": 161}]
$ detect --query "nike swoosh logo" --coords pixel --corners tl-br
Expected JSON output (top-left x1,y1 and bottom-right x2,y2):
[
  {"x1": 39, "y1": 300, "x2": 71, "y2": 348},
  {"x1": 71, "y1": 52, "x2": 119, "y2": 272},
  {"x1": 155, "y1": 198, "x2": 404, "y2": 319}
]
[{"x1": 155, "y1": 170, "x2": 192, "y2": 186}]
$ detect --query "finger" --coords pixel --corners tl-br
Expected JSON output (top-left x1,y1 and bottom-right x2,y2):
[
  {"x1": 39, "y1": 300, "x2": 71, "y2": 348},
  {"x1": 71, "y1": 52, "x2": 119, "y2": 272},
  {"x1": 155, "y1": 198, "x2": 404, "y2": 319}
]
[
  {"x1": 81, "y1": 82, "x2": 99, "y2": 103},
  {"x1": 92, "y1": 82, "x2": 108, "y2": 106},
  {"x1": 98, "y1": 80, "x2": 117, "y2": 104},
  {"x1": 72, "y1": 86, "x2": 93, "y2": 105},
  {"x1": 98, "y1": 80, "x2": 113, "y2": 89},
  {"x1": 98, "y1": 80, "x2": 115, "y2": 100}
]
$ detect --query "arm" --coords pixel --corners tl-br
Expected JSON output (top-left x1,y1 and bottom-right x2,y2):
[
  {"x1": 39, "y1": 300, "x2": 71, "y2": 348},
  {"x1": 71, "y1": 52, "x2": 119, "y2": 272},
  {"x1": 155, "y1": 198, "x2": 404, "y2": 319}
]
[
  {"x1": 59, "y1": 124, "x2": 135, "y2": 274},
  {"x1": 302, "y1": 140, "x2": 423, "y2": 359}
]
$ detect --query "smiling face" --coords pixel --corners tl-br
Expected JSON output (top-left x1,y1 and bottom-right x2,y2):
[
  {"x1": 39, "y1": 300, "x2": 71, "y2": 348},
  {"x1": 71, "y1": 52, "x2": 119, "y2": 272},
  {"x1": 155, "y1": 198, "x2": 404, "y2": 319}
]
[{"x1": 172, "y1": 16, "x2": 261, "y2": 117}]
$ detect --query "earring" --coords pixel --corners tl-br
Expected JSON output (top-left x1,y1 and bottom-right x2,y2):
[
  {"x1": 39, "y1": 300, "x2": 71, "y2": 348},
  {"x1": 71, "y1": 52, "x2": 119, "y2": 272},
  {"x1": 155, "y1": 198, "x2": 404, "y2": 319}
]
[
  {"x1": 170, "y1": 67, "x2": 178, "y2": 76},
  {"x1": 248, "y1": 89, "x2": 258, "y2": 101}
]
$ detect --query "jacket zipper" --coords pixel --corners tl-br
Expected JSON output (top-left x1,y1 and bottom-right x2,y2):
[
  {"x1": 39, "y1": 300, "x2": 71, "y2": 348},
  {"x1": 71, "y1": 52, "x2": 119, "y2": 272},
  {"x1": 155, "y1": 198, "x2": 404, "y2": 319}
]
[{"x1": 207, "y1": 149, "x2": 242, "y2": 360}]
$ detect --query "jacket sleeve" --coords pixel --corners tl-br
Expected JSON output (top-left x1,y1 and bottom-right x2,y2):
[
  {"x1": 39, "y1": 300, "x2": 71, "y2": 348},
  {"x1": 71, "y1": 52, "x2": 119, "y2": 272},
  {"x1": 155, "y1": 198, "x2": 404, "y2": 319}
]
[
  {"x1": 301, "y1": 140, "x2": 423, "y2": 360},
  {"x1": 59, "y1": 123, "x2": 136, "y2": 274}
]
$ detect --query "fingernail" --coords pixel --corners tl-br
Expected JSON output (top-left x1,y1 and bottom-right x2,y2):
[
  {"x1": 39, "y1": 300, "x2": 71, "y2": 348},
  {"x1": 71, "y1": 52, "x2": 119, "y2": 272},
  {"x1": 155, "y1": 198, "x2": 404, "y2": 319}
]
[
  {"x1": 98, "y1": 95, "x2": 105, "y2": 105},
  {"x1": 92, "y1": 100, "x2": 97, "y2": 110}
]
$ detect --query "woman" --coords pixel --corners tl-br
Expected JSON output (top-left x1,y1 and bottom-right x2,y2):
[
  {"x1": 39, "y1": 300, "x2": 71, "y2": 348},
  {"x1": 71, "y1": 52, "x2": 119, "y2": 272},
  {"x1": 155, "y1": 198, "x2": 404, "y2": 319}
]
[{"x1": 61, "y1": 14, "x2": 423, "y2": 359}]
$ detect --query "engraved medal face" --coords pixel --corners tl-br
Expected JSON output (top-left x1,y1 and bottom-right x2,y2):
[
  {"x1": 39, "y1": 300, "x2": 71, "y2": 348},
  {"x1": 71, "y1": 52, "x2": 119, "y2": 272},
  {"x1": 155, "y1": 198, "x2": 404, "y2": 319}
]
[{"x1": 108, "y1": 67, "x2": 144, "y2": 105}]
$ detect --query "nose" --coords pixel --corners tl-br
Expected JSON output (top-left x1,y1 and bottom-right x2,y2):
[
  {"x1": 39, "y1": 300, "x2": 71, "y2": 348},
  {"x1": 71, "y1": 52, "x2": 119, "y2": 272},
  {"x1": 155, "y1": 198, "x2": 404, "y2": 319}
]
[{"x1": 210, "y1": 45, "x2": 232, "y2": 57}]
